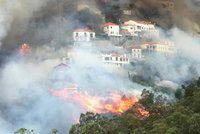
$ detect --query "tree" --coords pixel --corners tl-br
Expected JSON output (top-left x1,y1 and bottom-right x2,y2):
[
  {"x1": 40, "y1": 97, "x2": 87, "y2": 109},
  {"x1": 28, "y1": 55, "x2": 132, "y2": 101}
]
[
  {"x1": 139, "y1": 89, "x2": 154, "y2": 109},
  {"x1": 52, "y1": 129, "x2": 59, "y2": 134},
  {"x1": 14, "y1": 128, "x2": 34, "y2": 134}
]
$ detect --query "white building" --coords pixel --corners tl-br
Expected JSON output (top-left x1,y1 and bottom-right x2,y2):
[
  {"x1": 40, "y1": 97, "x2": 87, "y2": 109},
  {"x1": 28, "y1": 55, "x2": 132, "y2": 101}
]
[
  {"x1": 121, "y1": 20, "x2": 159, "y2": 37},
  {"x1": 121, "y1": 24, "x2": 137, "y2": 36},
  {"x1": 102, "y1": 22, "x2": 122, "y2": 37},
  {"x1": 141, "y1": 41, "x2": 175, "y2": 55},
  {"x1": 131, "y1": 46, "x2": 143, "y2": 59},
  {"x1": 73, "y1": 28, "x2": 95, "y2": 42},
  {"x1": 102, "y1": 53, "x2": 130, "y2": 67}
]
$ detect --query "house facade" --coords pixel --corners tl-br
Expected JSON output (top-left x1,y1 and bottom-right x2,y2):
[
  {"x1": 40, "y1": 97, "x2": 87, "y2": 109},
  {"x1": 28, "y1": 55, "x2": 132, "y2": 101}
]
[
  {"x1": 102, "y1": 53, "x2": 130, "y2": 67},
  {"x1": 141, "y1": 41, "x2": 175, "y2": 55},
  {"x1": 131, "y1": 46, "x2": 143, "y2": 59},
  {"x1": 122, "y1": 20, "x2": 159, "y2": 37},
  {"x1": 73, "y1": 28, "x2": 95, "y2": 42},
  {"x1": 102, "y1": 22, "x2": 121, "y2": 37}
]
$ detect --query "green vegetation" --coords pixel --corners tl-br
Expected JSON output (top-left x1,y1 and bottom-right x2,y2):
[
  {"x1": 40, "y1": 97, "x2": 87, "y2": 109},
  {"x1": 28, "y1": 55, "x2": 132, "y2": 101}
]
[
  {"x1": 70, "y1": 78, "x2": 200, "y2": 134},
  {"x1": 14, "y1": 128, "x2": 34, "y2": 134},
  {"x1": 15, "y1": 78, "x2": 200, "y2": 134}
]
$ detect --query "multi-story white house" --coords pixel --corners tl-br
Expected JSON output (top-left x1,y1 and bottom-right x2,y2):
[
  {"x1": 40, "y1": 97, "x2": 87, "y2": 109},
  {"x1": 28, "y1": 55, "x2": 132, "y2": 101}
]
[
  {"x1": 121, "y1": 24, "x2": 137, "y2": 36},
  {"x1": 102, "y1": 53, "x2": 130, "y2": 67},
  {"x1": 102, "y1": 22, "x2": 122, "y2": 37},
  {"x1": 121, "y1": 20, "x2": 159, "y2": 37},
  {"x1": 141, "y1": 41, "x2": 175, "y2": 55},
  {"x1": 73, "y1": 28, "x2": 95, "y2": 42},
  {"x1": 131, "y1": 46, "x2": 143, "y2": 59}
]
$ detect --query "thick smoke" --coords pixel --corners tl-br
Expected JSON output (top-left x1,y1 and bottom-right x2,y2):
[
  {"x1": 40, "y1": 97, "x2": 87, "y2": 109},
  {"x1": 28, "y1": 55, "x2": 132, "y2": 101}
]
[
  {"x1": 0, "y1": 0, "x2": 104, "y2": 51},
  {"x1": 0, "y1": 45, "x2": 147, "y2": 133},
  {"x1": 133, "y1": 28, "x2": 200, "y2": 87},
  {"x1": 0, "y1": 0, "x2": 51, "y2": 49},
  {"x1": 0, "y1": 0, "x2": 200, "y2": 133},
  {"x1": 103, "y1": 0, "x2": 200, "y2": 34},
  {"x1": 1, "y1": 0, "x2": 200, "y2": 51}
]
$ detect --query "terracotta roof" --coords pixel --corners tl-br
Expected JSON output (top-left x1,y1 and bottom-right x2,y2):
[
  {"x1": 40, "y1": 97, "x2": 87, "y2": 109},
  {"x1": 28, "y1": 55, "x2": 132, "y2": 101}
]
[
  {"x1": 143, "y1": 42, "x2": 171, "y2": 46},
  {"x1": 143, "y1": 42, "x2": 160, "y2": 45},
  {"x1": 111, "y1": 53, "x2": 129, "y2": 60},
  {"x1": 125, "y1": 20, "x2": 153, "y2": 25},
  {"x1": 136, "y1": 21, "x2": 152, "y2": 24},
  {"x1": 103, "y1": 22, "x2": 119, "y2": 27},
  {"x1": 131, "y1": 45, "x2": 142, "y2": 49},
  {"x1": 121, "y1": 24, "x2": 136, "y2": 26},
  {"x1": 126, "y1": 45, "x2": 141, "y2": 50},
  {"x1": 74, "y1": 28, "x2": 94, "y2": 33},
  {"x1": 111, "y1": 52, "x2": 119, "y2": 57}
]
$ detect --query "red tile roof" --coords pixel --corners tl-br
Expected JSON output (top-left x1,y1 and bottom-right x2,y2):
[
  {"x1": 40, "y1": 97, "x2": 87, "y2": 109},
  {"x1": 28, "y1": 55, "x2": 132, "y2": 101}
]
[
  {"x1": 143, "y1": 42, "x2": 160, "y2": 45},
  {"x1": 125, "y1": 20, "x2": 153, "y2": 25},
  {"x1": 111, "y1": 52, "x2": 119, "y2": 57},
  {"x1": 131, "y1": 45, "x2": 142, "y2": 49},
  {"x1": 121, "y1": 24, "x2": 136, "y2": 26},
  {"x1": 103, "y1": 22, "x2": 119, "y2": 27},
  {"x1": 126, "y1": 45, "x2": 142, "y2": 50},
  {"x1": 74, "y1": 28, "x2": 94, "y2": 33},
  {"x1": 143, "y1": 42, "x2": 171, "y2": 46}
]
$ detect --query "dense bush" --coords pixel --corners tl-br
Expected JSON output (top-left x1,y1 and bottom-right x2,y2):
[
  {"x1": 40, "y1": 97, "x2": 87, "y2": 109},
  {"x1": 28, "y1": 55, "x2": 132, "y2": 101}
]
[{"x1": 70, "y1": 78, "x2": 200, "y2": 134}]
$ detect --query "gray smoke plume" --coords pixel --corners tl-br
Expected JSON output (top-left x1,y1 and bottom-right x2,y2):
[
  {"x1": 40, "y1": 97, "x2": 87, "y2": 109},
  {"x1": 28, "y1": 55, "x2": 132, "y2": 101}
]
[
  {"x1": 133, "y1": 28, "x2": 200, "y2": 87},
  {"x1": 0, "y1": 0, "x2": 52, "y2": 49},
  {"x1": 0, "y1": 0, "x2": 200, "y2": 133},
  {"x1": 0, "y1": 45, "x2": 147, "y2": 133}
]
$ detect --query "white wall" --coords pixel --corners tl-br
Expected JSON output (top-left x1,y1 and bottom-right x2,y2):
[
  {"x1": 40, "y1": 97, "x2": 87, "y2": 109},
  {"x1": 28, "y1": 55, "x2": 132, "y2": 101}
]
[
  {"x1": 73, "y1": 31, "x2": 95, "y2": 42},
  {"x1": 103, "y1": 25, "x2": 120, "y2": 36}
]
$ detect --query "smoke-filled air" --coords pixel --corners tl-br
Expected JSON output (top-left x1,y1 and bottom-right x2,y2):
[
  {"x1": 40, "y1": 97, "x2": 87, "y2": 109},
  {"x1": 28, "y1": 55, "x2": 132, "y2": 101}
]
[{"x1": 0, "y1": 0, "x2": 200, "y2": 134}]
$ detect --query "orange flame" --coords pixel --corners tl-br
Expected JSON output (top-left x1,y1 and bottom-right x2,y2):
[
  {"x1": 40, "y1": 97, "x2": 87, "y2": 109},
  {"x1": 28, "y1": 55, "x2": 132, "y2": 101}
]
[{"x1": 50, "y1": 86, "x2": 149, "y2": 116}]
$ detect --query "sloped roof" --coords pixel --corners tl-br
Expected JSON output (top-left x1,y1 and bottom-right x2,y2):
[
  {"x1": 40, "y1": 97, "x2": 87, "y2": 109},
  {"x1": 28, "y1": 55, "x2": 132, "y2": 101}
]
[
  {"x1": 74, "y1": 28, "x2": 95, "y2": 33},
  {"x1": 103, "y1": 22, "x2": 119, "y2": 27}
]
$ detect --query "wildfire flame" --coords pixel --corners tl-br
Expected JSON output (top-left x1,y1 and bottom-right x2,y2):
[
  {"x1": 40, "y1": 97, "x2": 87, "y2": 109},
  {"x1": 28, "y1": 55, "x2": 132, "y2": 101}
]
[{"x1": 50, "y1": 85, "x2": 149, "y2": 117}]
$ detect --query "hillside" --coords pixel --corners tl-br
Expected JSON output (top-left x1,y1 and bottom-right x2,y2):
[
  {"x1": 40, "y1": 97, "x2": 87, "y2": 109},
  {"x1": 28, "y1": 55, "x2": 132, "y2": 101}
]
[{"x1": 70, "y1": 78, "x2": 200, "y2": 134}]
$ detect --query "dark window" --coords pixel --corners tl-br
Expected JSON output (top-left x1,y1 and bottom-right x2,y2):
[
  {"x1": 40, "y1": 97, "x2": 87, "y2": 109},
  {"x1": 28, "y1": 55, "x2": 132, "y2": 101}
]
[
  {"x1": 90, "y1": 33, "x2": 93, "y2": 38},
  {"x1": 137, "y1": 26, "x2": 141, "y2": 30},
  {"x1": 105, "y1": 57, "x2": 109, "y2": 61},
  {"x1": 84, "y1": 33, "x2": 87, "y2": 37}
]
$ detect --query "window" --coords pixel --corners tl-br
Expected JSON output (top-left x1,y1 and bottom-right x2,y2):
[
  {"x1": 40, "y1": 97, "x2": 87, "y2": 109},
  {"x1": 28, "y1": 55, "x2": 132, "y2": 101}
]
[
  {"x1": 76, "y1": 33, "x2": 78, "y2": 37},
  {"x1": 116, "y1": 57, "x2": 118, "y2": 61},
  {"x1": 105, "y1": 57, "x2": 109, "y2": 61},
  {"x1": 137, "y1": 26, "x2": 141, "y2": 30},
  {"x1": 84, "y1": 33, "x2": 87, "y2": 37},
  {"x1": 120, "y1": 58, "x2": 122, "y2": 61},
  {"x1": 90, "y1": 33, "x2": 93, "y2": 38}
]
